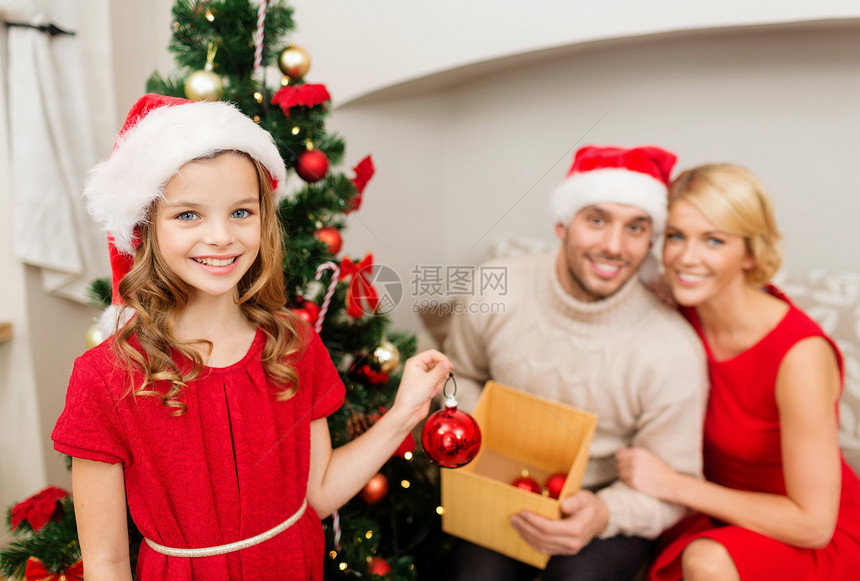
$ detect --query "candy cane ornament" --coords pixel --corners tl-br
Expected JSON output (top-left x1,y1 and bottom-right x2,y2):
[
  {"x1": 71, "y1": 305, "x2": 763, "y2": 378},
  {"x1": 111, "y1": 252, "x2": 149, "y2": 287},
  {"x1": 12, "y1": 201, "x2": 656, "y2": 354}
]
[
  {"x1": 314, "y1": 261, "x2": 341, "y2": 333},
  {"x1": 253, "y1": 0, "x2": 274, "y2": 76}
]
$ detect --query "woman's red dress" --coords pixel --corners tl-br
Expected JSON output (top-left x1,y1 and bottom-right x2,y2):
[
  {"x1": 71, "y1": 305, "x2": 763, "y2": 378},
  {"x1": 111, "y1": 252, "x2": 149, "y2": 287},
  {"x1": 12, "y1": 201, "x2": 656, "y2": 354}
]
[{"x1": 649, "y1": 288, "x2": 860, "y2": 580}]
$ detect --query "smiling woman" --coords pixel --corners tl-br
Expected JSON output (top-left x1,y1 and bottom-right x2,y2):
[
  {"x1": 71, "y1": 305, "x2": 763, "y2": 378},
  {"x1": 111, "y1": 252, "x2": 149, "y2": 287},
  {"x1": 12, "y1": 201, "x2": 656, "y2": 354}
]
[{"x1": 616, "y1": 163, "x2": 860, "y2": 581}]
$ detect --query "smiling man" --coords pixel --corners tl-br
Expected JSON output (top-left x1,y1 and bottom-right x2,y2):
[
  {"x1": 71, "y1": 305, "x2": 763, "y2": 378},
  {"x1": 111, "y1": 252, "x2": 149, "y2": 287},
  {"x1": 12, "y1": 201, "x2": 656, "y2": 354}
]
[{"x1": 443, "y1": 146, "x2": 709, "y2": 581}]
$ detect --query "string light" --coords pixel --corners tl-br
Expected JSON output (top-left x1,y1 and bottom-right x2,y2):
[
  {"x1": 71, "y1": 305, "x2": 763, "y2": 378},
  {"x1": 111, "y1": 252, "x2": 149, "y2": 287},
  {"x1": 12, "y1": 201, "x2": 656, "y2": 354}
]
[
  {"x1": 339, "y1": 562, "x2": 348, "y2": 571},
  {"x1": 436, "y1": 506, "x2": 445, "y2": 515},
  {"x1": 400, "y1": 479, "x2": 411, "y2": 489},
  {"x1": 291, "y1": 126, "x2": 301, "y2": 135},
  {"x1": 253, "y1": 92, "x2": 263, "y2": 103},
  {"x1": 403, "y1": 451, "x2": 413, "y2": 461},
  {"x1": 328, "y1": 550, "x2": 337, "y2": 559},
  {"x1": 365, "y1": 531, "x2": 373, "y2": 539},
  {"x1": 205, "y1": 10, "x2": 215, "y2": 21}
]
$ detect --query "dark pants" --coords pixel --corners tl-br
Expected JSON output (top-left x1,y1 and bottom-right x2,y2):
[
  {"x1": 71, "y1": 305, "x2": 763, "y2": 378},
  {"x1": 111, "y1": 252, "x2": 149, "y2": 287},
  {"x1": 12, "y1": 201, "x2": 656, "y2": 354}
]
[{"x1": 445, "y1": 536, "x2": 654, "y2": 581}]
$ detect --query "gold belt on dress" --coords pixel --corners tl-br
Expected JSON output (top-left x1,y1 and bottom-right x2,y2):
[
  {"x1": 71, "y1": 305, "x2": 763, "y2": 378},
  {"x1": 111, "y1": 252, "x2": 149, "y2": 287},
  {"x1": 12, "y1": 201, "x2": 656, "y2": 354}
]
[{"x1": 144, "y1": 498, "x2": 307, "y2": 558}]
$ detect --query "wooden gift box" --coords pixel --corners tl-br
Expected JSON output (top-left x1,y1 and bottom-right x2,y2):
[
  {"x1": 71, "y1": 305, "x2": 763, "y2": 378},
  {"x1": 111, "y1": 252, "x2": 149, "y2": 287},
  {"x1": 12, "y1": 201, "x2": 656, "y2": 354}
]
[{"x1": 440, "y1": 381, "x2": 598, "y2": 569}]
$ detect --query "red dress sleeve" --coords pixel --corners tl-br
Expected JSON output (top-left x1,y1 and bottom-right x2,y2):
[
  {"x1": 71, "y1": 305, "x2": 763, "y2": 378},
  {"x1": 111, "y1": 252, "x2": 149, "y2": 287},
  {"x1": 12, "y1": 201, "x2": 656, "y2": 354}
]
[
  {"x1": 304, "y1": 331, "x2": 346, "y2": 420},
  {"x1": 52, "y1": 344, "x2": 131, "y2": 465}
]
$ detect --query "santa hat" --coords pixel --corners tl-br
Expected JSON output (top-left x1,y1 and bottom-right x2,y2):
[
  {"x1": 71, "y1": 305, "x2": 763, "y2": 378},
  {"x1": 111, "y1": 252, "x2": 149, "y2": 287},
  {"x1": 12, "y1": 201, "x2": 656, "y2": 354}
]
[
  {"x1": 85, "y1": 93, "x2": 288, "y2": 336},
  {"x1": 550, "y1": 145, "x2": 677, "y2": 237}
]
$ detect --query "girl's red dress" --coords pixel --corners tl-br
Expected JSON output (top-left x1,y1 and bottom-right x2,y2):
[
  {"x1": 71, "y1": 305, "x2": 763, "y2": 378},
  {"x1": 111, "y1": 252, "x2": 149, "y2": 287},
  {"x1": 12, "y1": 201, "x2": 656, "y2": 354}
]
[
  {"x1": 52, "y1": 326, "x2": 345, "y2": 580},
  {"x1": 649, "y1": 287, "x2": 860, "y2": 580}
]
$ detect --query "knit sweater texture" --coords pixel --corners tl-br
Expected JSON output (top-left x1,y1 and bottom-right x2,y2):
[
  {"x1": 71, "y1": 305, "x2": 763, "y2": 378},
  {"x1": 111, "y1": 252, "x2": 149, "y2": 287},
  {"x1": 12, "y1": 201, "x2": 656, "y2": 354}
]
[{"x1": 443, "y1": 252, "x2": 708, "y2": 539}]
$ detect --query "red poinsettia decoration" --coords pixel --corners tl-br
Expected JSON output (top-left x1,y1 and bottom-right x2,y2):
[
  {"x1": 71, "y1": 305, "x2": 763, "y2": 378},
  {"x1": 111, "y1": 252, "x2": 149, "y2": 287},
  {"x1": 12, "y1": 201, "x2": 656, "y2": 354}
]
[
  {"x1": 271, "y1": 83, "x2": 331, "y2": 117},
  {"x1": 347, "y1": 155, "x2": 375, "y2": 213},
  {"x1": 10, "y1": 486, "x2": 70, "y2": 532}
]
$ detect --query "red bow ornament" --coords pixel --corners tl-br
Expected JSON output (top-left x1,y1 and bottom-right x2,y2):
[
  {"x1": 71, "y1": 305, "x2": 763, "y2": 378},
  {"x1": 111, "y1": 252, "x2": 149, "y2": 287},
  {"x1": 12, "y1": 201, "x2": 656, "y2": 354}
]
[
  {"x1": 340, "y1": 253, "x2": 379, "y2": 318},
  {"x1": 347, "y1": 155, "x2": 375, "y2": 213},
  {"x1": 24, "y1": 557, "x2": 84, "y2": 581}
]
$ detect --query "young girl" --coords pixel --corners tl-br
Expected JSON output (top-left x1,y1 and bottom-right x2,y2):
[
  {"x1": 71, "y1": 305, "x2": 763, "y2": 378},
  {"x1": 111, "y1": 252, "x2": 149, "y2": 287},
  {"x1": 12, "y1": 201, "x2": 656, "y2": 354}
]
[
  {"x1": 616, "y1": 164, "x2": 860, "y2": 580},
  {"x1": 52, "y1": 94, "x2": 452, "y2": 581}
]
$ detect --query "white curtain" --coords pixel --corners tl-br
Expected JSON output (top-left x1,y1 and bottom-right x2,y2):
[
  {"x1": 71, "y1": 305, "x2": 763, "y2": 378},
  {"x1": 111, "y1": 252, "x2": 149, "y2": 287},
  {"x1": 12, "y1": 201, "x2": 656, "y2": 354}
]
[{"x1": 3, "y1": 0, "x2": 114, "y2": 302}]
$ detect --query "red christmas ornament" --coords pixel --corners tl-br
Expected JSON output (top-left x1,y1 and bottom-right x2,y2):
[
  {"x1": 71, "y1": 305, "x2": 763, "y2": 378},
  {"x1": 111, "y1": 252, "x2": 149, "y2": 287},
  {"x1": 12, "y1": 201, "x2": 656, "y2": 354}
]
[
  {"x1": 24, "y1": 557, "x2": 84, "y2": 581},
  {"x1": 511, "y1": 474, "x2": 541, "y2": 494},
  {"x1": 421, "y1": 375, "x2": 481, "y2": 468},
  {"x1": 359, "y1": 472, "x2": 389, "y2": 504},
  {"x1": 368, "y1": 556, "x2": 392, "y2": 576},
  {"x1": 314, "y1": 226, "x2": 343, "y2": 255},
  {"x1": 296, "y1": 148, "x2": 329, "y2": 182},
  {"x1": 291, "y1": 298, "x2": 320, "y2": 327},
  {"x1": 545, "y1": 472, "x2": 567, "y2": 499}
]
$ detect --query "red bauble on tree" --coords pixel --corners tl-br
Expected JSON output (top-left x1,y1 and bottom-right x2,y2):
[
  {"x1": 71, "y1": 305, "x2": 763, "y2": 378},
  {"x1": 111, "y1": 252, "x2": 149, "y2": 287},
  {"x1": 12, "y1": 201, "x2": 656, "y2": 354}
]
[
  {"x1": 296, "y1": 148, "x2": 329, "y2": 182},
  {"x1": 368, "y1": 556, "x2": 392, "y2": 576},
  {"x1": 421, "y1": 374, "x2": 481, "y2": 468},
  {"x1": 291, "y1": 297, "x2": 320, "y2": 326},
  {"x1": 544, "y1": 472, "x2": 567, "y2": 499},
  {"x1": 359, "y1": 473, "x2": 389, "y2": 504},
  {"x1": 314, "y1": 226, "x2": 342, "y2": 255}
]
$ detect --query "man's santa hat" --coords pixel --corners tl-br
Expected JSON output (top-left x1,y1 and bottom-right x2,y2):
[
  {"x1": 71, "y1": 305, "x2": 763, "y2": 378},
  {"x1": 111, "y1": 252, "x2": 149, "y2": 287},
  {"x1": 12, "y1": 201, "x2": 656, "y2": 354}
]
[
  {"x1": 550, "y1": 145, "x2": 677, "y2": 237},
  {"x1": 84, "y1": 93, "x2": 288, "y2": 336}
]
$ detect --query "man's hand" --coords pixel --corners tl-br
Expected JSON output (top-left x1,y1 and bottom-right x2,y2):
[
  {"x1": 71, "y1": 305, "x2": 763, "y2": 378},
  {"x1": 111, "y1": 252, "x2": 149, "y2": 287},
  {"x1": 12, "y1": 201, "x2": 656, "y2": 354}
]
[{"x1": 510, "y1": 490, "x2": 609, "y2": 555}]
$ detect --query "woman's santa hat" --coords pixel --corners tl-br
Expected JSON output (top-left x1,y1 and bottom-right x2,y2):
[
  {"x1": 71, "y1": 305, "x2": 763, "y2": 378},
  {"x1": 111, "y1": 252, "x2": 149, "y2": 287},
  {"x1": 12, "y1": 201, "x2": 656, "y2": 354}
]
[
  {"x1": 550, "y1": 145, "x2": 677, "y2": 237},
  {"x1": 85, "y1": 93, "x2": 288, "y2": 335}
]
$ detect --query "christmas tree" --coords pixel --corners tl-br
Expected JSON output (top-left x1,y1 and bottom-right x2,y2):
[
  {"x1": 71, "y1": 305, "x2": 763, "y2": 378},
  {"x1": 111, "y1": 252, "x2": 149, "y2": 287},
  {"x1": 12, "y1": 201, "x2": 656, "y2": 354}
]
[{"x1": 2, "y1": 1, "x2": 452, "y2": 579}]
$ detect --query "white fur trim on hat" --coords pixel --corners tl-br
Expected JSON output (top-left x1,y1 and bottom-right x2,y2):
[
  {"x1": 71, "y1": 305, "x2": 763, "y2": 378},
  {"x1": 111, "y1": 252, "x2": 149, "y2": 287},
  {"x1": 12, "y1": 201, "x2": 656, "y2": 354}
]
[
  {"x1": 85, "y1": 100, "x2": 287, "y2": 256},
  {"x1": 550, "y1": 167, "x2": 668, "y2": 237}
]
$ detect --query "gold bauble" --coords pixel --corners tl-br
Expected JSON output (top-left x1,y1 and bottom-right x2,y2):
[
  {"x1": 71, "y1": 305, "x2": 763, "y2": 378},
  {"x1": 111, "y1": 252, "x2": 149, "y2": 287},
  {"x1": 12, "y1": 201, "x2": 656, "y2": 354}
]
[
  {"x1": 370, "y1": 339, "x2": 401, "y2": 374},
  {"x1": 184, "y1": 69, "x2": 224, "y2": 101},
  {"x1": 278, "y1": 44, "x2": 311, "y2": 79},
  {"x1": 85, "y1": 324, "x2": 105, "y2": 349}
]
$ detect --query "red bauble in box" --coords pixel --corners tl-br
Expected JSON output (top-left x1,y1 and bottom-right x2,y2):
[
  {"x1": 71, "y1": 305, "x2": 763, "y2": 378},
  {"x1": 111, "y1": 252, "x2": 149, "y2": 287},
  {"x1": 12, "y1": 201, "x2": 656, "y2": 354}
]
[
  {"x1": 368, "y1": 556, "x2": 391, "y2": 576},
  {"x1": 545, "y1": 472, "x2": 567, "y2": 499},
  {"x1": 511, "y1": 474, "x2": 541, "y2": 494},
  {"x1": 359, "y1": 472, "x2": 389, "y2": 504},
  {"x1": 422, "y1": 393, "x2": 481, "y2": 468},
  {"x1": 296, "y1": 149, "x2": 329, "y2": 182},
  {"x1": 314, "y1": 226, "x2": 342, "y2": 255}
]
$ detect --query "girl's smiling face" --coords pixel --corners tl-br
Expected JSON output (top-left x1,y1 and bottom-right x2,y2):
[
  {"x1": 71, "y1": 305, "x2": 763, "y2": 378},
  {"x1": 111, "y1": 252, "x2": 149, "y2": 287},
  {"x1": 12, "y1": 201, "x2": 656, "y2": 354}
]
[
  {"x1": 662, "y1": 199, "x2": 755, "y2": 307},
  {"x1": 154, "y1": 152, "x2": 261, "y2": 303}
]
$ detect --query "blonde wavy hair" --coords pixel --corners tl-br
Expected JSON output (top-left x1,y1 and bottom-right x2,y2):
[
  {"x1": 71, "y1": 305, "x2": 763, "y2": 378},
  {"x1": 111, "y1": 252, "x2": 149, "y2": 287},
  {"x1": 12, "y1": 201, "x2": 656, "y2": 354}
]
[
  {"x1": 668, "y1": 163, "x2": 783, "y2": 287},
  {"x1": 113, "y1": 151, "x2": 304, "y2": 415}
]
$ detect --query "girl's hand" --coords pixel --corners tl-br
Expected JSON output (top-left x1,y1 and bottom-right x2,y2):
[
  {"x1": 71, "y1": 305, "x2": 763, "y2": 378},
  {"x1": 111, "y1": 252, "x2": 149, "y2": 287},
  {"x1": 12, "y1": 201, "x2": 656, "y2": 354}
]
[
  {"x1": 616, "y1": 447, "x2": 678, "y2": 502},
  {"x1": 389, "y1": 349, "x2": 452, "y2": 430}
]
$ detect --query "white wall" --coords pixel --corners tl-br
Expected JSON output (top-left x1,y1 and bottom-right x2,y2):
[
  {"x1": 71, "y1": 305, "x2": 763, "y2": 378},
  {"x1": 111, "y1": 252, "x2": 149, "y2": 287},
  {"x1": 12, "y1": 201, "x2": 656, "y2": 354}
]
[
  {"x1": 289, "y1": 0, "x2": 860, "y2": 104},
  {"x1": 0, "y1": 26, "x2": 47, "y2": 543}
]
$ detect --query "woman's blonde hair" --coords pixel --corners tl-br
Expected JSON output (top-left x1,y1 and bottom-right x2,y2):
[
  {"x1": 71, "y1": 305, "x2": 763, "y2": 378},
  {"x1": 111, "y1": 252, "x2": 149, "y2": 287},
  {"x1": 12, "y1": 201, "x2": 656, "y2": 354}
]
[
  {"x1": 113, "y1": 151, "x2": 303, "y2": 414},
  {"x1": 668, "y1": 163, "x2": 783, "y2": 286}
]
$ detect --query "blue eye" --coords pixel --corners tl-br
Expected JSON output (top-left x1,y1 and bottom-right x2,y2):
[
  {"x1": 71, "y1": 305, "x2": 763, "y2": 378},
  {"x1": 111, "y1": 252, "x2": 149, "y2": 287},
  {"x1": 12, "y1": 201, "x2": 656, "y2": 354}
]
[
  {"x1": 665, "y1": 232, "x2": 683, "y2": 241},
  {"x1": 177, "y1": 211, "x2": 198, "y2": 221},
  {"x1": 232, "y1": 209, "x2": 252, "y2": 219},
  {"x1": 706, "y1": 237, "x2": 725, "y2": 247}
]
